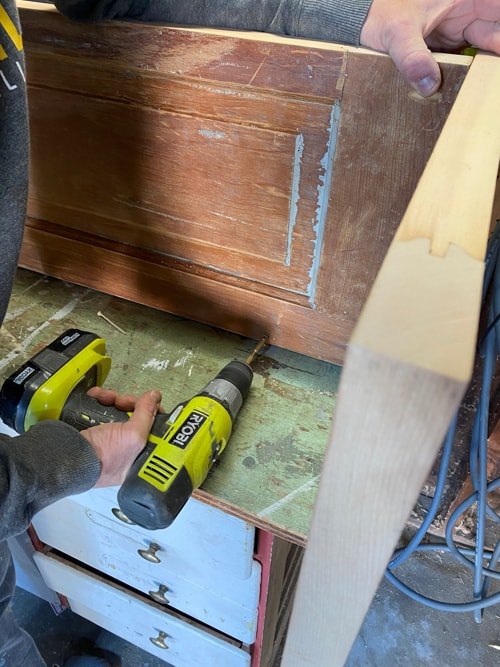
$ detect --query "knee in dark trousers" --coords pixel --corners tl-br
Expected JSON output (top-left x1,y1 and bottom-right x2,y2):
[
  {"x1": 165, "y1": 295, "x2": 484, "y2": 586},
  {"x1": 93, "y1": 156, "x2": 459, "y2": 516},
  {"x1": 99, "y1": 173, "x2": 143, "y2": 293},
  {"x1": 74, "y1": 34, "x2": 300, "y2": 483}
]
[{"x1": 0, "y1": 546, "x2": 45, "y2": 667}]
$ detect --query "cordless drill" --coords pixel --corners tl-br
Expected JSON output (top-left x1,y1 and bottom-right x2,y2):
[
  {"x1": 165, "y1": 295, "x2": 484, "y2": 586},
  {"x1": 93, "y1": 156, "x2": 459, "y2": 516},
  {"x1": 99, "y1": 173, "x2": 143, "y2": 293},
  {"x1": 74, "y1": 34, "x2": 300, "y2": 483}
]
[{"x1": 0, "y1": 329, "x2": 266, "y2": 529}]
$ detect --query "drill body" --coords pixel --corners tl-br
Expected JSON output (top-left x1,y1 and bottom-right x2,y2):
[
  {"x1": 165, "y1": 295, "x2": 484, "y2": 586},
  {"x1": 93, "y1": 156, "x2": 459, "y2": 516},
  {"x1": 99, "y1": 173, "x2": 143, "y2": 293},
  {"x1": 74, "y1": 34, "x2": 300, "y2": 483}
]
[{"x1": 0, "y1": 329, "x2": 253, "y2": 529}]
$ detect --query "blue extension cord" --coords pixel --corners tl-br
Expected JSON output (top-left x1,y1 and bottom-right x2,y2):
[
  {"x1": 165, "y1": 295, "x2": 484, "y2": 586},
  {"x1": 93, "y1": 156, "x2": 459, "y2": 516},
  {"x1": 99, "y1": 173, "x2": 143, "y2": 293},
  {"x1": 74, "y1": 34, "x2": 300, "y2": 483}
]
[{"x1": 385, "y1": 223, "x2": 500, "y2": 619}]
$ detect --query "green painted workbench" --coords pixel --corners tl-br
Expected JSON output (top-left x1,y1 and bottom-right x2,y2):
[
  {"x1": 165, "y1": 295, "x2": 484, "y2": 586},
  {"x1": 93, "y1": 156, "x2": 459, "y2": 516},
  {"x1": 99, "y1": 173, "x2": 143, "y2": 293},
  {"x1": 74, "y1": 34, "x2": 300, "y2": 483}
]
[{"x1": 0, "y1": 269, "x2": 340, "y2": 545}]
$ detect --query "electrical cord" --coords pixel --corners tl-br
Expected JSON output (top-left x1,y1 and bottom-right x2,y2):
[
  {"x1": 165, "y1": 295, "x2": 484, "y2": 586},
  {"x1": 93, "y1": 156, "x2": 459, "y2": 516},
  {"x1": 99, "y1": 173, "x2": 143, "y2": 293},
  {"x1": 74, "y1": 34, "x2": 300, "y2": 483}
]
[
  {"x1": 386, "y1": 223, "x2": 500, "y2": 617},
  {"x1": 388, "y1": 412, "x2": 458, "y2": 571},
  {"x1": 386, "y1": 545, "x2": 500, "y2": 612},
  {"x1": 444, "y1": 478, "x2": 500, "y2": 580}
]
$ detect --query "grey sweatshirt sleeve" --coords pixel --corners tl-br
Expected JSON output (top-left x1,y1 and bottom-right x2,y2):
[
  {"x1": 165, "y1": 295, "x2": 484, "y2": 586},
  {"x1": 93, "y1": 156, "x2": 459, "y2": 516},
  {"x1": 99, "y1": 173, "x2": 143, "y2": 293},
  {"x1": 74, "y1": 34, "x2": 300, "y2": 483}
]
[
  {"x1": 54, "y1": 0, "x2": 374, "y2": 46},
  {"x1": 0, "y1": 422, "x2": 101, "y2": 542},
  {"x1": 0, "y1": 0, "x2": 28, "y2": 328},
  {"x1": 0, "y1": 0, "x2": 100, "y2": 541}
]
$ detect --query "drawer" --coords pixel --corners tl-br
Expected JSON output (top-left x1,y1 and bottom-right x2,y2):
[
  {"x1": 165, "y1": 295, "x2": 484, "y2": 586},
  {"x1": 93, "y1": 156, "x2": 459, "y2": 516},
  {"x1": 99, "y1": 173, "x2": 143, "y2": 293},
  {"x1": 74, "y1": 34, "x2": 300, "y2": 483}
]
[
  {"x1": 34, "y1": 551, "x2": 251, "y2": 667},
  {"x1": 32, "y1": 497, "x2": 261, "y2": 641},
  {"x1": 78, "y1": 488, "x2": 254, "y2": 579}
]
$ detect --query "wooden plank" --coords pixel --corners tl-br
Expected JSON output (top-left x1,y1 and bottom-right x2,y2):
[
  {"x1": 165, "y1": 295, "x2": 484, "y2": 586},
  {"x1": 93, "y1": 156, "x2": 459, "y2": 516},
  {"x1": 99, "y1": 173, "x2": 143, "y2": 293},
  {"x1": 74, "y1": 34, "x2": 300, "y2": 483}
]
[
  {"x1": 22, "y1": 4, "x2": 345, "y2": 303},
  {"x1": 19, "y1": 222, "x2": 351, "y2": 365},
  {"x1": 17, "y1": 3, "x2": 470, "y2": 364},
  {"x1": 282, "y1": 54, "x2": 500, "y2": 666},
  {"x1": 315, "y1": 54, "x2": 469, "y2": 323}
]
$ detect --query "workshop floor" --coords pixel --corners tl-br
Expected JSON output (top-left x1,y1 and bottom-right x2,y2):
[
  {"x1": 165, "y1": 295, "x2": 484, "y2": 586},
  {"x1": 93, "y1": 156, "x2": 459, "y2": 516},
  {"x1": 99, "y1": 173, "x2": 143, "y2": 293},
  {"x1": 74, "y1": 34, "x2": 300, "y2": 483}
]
[{"x1": 12, "y1": 548, "x2": 500, "y2": 667}]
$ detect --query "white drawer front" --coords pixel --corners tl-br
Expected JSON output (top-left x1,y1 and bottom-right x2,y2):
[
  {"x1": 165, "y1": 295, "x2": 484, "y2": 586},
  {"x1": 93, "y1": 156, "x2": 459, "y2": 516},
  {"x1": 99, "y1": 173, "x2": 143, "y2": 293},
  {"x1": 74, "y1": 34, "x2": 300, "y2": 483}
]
[
  {"x1": 72, "y1": 489, "x2": 254, "y2": 579},
  {"x1": 33, "y1": 498, "x2": 261, "y2": 641},
  {"x1": 34, "y1": 552, "x2": 250, "y2": 667}
]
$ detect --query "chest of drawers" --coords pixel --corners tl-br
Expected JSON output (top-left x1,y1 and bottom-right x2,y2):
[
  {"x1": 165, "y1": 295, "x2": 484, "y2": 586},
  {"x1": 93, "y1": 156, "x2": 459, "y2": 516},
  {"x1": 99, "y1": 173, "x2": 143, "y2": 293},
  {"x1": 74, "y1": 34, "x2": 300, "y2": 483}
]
[
  {"x1": 2, "y1": 268, "x2": 321, "y2": 667},
  {"x1": 31, "y1": 487, "x2": 272, "y2": 665},
  {"x1": 33, "y1": 489, "x2": 261, "y2": 646}
]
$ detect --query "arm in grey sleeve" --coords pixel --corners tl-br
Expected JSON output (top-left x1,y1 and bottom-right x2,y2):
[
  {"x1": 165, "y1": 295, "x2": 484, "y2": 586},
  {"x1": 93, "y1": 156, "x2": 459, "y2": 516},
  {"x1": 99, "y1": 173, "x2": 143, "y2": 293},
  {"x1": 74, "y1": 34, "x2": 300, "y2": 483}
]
[
  {"x1": 54, "y1": 0, "x2": 374, "y2": 46},
  {"x1": 0, "y1": 0, "x2": 28, "y2": 328},
  {"x1": 0, "y1": 421, "x2": 101, "y2": 542},
  {"x1": 0, "y1": 2, "x2": 99, "y2": 545}
]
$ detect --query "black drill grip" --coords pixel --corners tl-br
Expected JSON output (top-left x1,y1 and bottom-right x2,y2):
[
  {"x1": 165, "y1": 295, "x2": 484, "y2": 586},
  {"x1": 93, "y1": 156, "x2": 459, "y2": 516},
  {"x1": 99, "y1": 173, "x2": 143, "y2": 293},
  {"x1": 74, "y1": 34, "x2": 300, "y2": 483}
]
[{"x1": 60, "y1": 392, "x2": 130, "y2": 431}]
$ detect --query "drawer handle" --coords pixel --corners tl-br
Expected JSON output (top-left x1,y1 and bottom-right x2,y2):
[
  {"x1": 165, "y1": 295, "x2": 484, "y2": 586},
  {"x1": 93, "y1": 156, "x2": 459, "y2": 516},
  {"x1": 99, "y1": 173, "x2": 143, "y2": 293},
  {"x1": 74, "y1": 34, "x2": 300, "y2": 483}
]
[
  {"x1": 150, "y1": 630, "x2": 169, "y2": 650},
  {"x1": 138, "y1": 542, "x2": 162, "y2": 563},
  {"x1": 149, "y1": 584, "x2": 170, "y2": 605},
  {"x1": 111, "y1": 507, "x2": 135, "y2": 524}
]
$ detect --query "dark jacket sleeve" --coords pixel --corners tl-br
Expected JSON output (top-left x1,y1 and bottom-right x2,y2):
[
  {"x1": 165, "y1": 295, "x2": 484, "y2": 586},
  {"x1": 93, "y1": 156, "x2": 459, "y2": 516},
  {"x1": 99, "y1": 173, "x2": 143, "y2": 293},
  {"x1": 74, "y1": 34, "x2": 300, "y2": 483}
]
[
  {"x1": 54, "y1": 0, "x2": 374, "y2": 46},
  {"x1": 0, "y1": 0, "x2": 28, "y2": 328},
  {"x1": 0, "y1": 422, "x2": 101, "y2": 542},
  {"x1": 0, "y1": 0, "x2": 101, "y2": 544},
  {"x1": 0, "y1": 0, "x2": 369, "y2": 550}
]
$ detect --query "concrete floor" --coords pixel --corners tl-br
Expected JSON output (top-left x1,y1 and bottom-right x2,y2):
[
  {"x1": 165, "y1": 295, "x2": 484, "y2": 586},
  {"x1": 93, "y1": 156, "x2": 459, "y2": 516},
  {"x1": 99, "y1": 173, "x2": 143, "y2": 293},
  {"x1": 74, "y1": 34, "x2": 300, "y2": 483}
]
[
  {"x1": 347, "y1": 550, "x2": 500, "y2": 666},
  {"x1": 11, "y1": 548, "x2": 500, "y2": 667}
]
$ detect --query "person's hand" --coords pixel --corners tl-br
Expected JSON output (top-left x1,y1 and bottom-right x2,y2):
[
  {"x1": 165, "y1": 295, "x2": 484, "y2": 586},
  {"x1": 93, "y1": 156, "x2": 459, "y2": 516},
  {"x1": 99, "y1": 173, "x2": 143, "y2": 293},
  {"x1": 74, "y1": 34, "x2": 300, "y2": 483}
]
[
  {"x1": 360, "y1": 0, "x2": 500, "y2": 96},
  {"x1": 81, "y1": 386, "x2": 162, "y2": 487}
]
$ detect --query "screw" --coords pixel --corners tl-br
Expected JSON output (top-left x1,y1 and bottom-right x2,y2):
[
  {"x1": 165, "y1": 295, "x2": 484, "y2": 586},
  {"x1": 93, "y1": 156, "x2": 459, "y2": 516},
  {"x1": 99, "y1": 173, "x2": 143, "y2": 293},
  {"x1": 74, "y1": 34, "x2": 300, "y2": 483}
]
[{"x1": 97, "y1": 310, "x2": 127, "y2": 335}]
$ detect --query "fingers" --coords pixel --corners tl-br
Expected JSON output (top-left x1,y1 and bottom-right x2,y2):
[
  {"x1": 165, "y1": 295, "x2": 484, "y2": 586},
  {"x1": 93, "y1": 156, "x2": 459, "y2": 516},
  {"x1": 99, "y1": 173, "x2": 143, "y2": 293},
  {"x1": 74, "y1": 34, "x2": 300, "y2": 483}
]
[
  {"x1": 87, "y1": 386, "x2": 137, "y2": 411},
  {"x1": 87, "y1": 386, "x2": 120, "y2": 405},
  {"x1": 360, "y1": 0, "x2": 500, "y2": 97},
  {"x1": 384, "y1": 20, "x2": 442, "y2": 96},
  {"x1": 127, "y1": 389, "x2": 162, "y2": 440},
  {"x1": 87, "y1": 386, "x2": 165, "y2": 415},
  {"x1": 464, "y1": 19, "x2": 500, "y2": 54},
  {"x1": 114, "y1": 393, "x2": 138, "y2": 412},
  {"x1": 82, "y1": 389, "x2": 162, "y2": 488},
  {"x1": 360, "y1": 7, "x2": 442, "y2": 97}
]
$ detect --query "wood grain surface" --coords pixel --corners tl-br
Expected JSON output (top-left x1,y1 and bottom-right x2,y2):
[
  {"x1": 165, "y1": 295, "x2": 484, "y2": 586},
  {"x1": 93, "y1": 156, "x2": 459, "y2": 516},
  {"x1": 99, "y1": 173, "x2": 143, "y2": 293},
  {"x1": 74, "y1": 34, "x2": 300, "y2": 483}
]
[{"x1": 18, "y1": 3, "x2": 470, "y2": 363}]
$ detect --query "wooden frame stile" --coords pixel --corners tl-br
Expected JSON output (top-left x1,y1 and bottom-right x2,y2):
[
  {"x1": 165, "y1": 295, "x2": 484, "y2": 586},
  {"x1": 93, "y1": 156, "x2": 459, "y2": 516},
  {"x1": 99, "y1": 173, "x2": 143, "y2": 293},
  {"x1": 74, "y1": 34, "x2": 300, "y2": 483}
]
[
  {"x1": 252, "y1": 531, "x2": 286, "y2": 667},
  {"x1": 282, "y1": 54, "x2": 500, "y2": 666}
]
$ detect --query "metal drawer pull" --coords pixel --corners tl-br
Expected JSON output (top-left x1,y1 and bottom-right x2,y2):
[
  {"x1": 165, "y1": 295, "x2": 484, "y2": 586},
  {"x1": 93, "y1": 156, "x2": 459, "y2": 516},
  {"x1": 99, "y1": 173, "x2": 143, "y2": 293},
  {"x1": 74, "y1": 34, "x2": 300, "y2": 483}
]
[
  {"x1": 150, "y1": 630, "x2": 169, "y2": 650},
  {"x1": 111, "y1": 507, "x2": 135, "y2": 524},
  {"x1": 149, "y1": 584, "x2": 170, "y2": 605},
  {"x1": 138, "y1": 542, "x2": 162, "y2": 563}
]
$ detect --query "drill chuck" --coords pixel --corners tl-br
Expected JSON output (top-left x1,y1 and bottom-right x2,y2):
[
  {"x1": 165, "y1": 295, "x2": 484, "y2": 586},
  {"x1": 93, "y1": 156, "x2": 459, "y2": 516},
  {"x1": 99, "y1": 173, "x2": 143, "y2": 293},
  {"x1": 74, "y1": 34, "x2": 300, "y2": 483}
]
[{"x1": 199, "y1": 360, "x2": 253, "y2": 420}]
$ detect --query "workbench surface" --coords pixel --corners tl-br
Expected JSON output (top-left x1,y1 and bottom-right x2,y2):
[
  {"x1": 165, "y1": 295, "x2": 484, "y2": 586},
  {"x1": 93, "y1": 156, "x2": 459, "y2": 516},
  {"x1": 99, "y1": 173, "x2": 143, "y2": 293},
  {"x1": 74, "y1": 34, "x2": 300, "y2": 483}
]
[{"x1": 0, "y1": 269, "x2": 340, "y2": 545}]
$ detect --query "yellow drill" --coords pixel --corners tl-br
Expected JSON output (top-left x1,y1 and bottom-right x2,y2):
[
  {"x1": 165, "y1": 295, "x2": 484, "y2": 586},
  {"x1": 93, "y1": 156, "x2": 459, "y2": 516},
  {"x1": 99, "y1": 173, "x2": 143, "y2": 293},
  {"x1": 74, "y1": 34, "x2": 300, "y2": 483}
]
[{"x1": 0, "y1": 329, "x2": 267, "y2": 529}]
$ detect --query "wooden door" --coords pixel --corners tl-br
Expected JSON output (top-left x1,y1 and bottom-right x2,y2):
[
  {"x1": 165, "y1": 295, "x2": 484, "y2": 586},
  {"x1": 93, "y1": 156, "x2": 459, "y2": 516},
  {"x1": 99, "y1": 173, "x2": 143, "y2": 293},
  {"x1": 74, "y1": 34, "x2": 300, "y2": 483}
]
[{"x1": 19, "y1": 4, "x2": 470, "y2": 363}]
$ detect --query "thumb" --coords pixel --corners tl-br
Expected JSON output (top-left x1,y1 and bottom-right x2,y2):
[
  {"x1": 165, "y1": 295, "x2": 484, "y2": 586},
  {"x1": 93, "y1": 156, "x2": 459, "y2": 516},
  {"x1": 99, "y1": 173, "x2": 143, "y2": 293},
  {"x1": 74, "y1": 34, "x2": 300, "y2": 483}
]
[
  {"x1": 385, "y1": 22, "x2": 442, "y2": 97},
  {"x1": 127, "y1": 389, "x2": 162, "y2": 439}
]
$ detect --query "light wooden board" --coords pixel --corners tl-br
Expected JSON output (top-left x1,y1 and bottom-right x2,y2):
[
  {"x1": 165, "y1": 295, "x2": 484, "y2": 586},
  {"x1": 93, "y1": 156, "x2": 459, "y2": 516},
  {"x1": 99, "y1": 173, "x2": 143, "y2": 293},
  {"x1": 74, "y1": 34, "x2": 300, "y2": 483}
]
[{"x1": 282, "y1": 53, "x2": 500, "y2": 666}]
